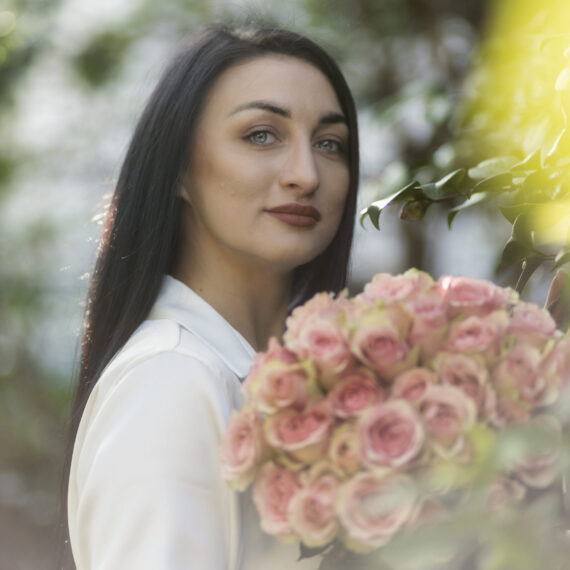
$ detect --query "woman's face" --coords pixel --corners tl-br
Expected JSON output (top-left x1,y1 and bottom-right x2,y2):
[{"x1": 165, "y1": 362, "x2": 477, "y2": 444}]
[{"x1": 182, "y1": 54, "x2": 350, "y2": 276}]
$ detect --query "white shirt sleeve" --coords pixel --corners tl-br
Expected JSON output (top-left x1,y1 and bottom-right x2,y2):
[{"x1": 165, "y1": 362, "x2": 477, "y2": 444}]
[{"x1": 71, "y1": 351, "x2": 239, "y2": 570}]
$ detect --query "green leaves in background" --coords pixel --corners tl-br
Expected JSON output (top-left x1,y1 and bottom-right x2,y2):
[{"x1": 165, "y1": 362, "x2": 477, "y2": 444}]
[
  {"x1": 362, "y1": 140, "x2": 570, "y2": 293},
  {"x1": 360, "y1": 168, "x2": 469, "y2": 229},
  {"x1": 72, "y1": 29, "x2": 133, "y2": 87}
]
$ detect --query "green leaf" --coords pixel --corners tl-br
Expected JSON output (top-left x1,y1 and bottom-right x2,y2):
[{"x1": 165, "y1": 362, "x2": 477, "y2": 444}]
[
  {"x1": 554, "y1": 249, "x2": 570, "y2": 270},
  {"x1": 496, "y1": 240, "x2": 533, "y2": 272},
  {"x1": 400, "y1": 199, "x2": 430, "y2": 221},
  {"x1": 435, "y1": 168, "x2": 466, "y2": 190},
  {"x1": 298, "y1": 542, "x2": 329, "y2": 561},
  {"x1": 511, "y1": 149, "x2": 541, "y2": 172},
  {"x1": 541, "y1": 129, "x2": 568, "y2": 167},
  {"x1": 471, "y1": 172, "x2": 514, "y2": 194},
  {"x1": 500, "y1": 202, "x2": 541, "y2": 223},
  {"x1": 417, "y1": 169, "x2": 470, "y2": 203},
  {"x1": 468, "y1": 157, "x2": 518, "y2": 179},
  {"x1": 370, "y1": 180, "x2": 422, "y2": 210},
  {"x1": 359, "y1": 204, "x2": 381, "y2": 229},
  {"x1": 511, "y1": 214, "x2": 534, "y2": 248},
  {"x1": 359, "y1": 180, "x2": 422, "y2": 230},
  {"x1": 447, "y1": 192, "x2": 494, "y2": 229}
]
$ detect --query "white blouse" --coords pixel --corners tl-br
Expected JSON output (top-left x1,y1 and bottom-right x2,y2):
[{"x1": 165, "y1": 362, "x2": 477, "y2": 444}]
[{"x1": 68, "y1": 276, "x2": 316, "y2": 569}]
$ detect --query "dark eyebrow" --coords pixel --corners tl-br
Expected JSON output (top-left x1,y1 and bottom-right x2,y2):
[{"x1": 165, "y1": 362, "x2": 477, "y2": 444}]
[
  {"x1": 228, "y1": 100, "x2": 290, "y2": 118},
  {"x1": 228, "y1": 100, "x2": 348, "y2": 126},
  {"x1": 318, "y1": 112, "x2": 347, "y2": 126}
]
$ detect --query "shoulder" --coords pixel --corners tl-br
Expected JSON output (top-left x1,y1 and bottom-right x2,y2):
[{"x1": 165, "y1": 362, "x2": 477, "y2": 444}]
[
  {"x1": 102, "y1": 318, "x2": 237, "y2": 392},
  {"x1": 82, "y1": 319, "x2": 244, "y2": 434}
]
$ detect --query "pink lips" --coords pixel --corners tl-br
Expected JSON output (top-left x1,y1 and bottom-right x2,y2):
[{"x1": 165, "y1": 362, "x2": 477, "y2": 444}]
[{"x1": 266, "y1": 203, "x2": 321, "y2": 227}]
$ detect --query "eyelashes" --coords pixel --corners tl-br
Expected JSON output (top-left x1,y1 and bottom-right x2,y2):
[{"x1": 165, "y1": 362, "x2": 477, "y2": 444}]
[
  {"x1": 244, "y1": 128, "x2": 347, "y2": 156},
  {"x1": 244, "y1": 129, "x2": 277, "y2": 146}
]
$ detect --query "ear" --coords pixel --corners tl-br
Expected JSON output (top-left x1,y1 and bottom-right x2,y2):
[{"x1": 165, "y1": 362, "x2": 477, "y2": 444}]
[{"x1": 179, "y1": 183, "x2": 192, "y2": 207}]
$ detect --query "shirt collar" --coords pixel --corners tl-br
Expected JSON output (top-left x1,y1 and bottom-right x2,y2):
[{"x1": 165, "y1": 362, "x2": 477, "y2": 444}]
[{"x1": 147, "y1": 275, "x2": 256, "y2": 379}]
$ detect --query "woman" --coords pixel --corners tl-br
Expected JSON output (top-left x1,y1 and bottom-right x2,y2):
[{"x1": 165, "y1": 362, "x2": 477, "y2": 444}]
[{"x1": 66, "y1": 24, "x2": 359, "y2": 569}]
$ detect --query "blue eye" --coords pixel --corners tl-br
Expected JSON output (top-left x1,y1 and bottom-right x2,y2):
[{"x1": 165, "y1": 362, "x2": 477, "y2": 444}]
[
  {"x1": 316, "y1": 139, "x2": 345, "y2": 154},
  {"x1": 246, "y1": 130, "x2": 276, "y2": 145}
]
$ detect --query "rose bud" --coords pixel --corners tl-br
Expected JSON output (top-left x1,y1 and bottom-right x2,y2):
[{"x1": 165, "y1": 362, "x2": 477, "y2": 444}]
[
  {"x1": 349, "y1": 304, "x2": 418, "y2": 382},
  {"x1": 264, "y1": 400, "x2": 334, "y2": 463},
  {"x1": 445, "y1": 310, "x2": 509, "y2": 358},
  {"x1": 284, "y1": 292, "x2": 355, "y2": 378},
  {"x1": 392, "y1": 367, "x2": 437, "y2": 404},
  {"x1": 359, "y1": 269, "x2": 434, "y2": 305},
  {"x1": 418, "y1": 385, "x2": 477, "y2": 458},
  {"x1": 288, "y1": 472, "x2": 340, "y2": 548},
  {"x1": 438, "y1": 275, "x2": 514, "y2": 317},
  {"x1": 252, "y1": 461, "x2": 300, "y2": 540},
  {"x1": 358, "y1": 400, "x2": 425, "y2": 469},
  {"x1": 433, "y1": 352, "x2": 495, "y2": 418},
  {"x1": 327, "y1": 367, "x2": 386, "y2": 419},
  {"x1": 220, "y1": 407, "x2": 267, "y2": 491},
  {"x1": 493, "y1": 343, "x2": 556, "y2": 421},
  {"x1": 328, "y1": 422, "x2": 362, "y2": 476},
  {"x1": 336, "y1": 469, "x2": 418, "y2": 553},
  {"x1": 406, "y1": 292, "x2": 449, "y2": 360},
  {"x1": 508, "y1": 301, "x2": 557, "y2": 347},
  {"x1": 244, "y1": 338, "x2": 315, "y2": 411}
]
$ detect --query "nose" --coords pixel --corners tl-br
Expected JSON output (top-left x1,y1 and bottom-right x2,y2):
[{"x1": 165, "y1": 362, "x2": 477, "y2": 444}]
[{"x1": 279, "y1": 139, "x2": 320, "y2": 195}]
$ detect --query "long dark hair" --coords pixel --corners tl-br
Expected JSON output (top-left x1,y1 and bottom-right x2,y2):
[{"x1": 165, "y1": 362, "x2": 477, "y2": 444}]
[{"x1": 61, "y1": 23, "x2": 359, "y2": 568}]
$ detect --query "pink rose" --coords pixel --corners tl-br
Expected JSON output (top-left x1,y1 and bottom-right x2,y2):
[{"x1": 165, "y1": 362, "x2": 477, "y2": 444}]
[
  {"x1": 285, "y1": 292, "x2": 343, "y2": 338},
  {"x1": 486, "y1": 476, "x2": 526, "y2": 512},
  {"x1": 328, "y1": 423, "x2": 362, "y2": 475},
  {"x1": 288, "y1": 473, "x2": 340, "y2": 547},
  {"x1": 418, "y1": 385, "x2": 477, "y2": 457},
  {"x1": 514, "y1": 415, "x2": 562, "y2": 489},
  {"x1": 391, "y1": 367, "x2": 437, "y2": 403},
  {"x1": 336, "y1": 469, "x2": 418, "y2": 553},
  {"x1": 220, "y1": 407, "x2": 266, "y2": 491},
  {"x1": 244, "y1": 338, "x2": 318, "y2": 414},
  {"x1": 284, "y1": 293, "x2": 354, "y2": 377},
  {"x1": 445, "y1": 310, "x2": 509, "y2": 357},
  {"x1": 359, "y1": 269, "x2": 434, "y2": 304},
  {"x1": 264, "y1": 401, "x2": 334, "y2": 463},
  {"x1": 358, "y1": 400, "x2": 425, "y2": 468},
  {"x1": 254, "y1": 361, "x2": 316, "y2": 414},
  {"x1": 244, "y1": 338, "x2": 297, "y2": 392},
  {"x1": 508, "y1": 301, "x2": 557, "y2": 345},
  {"x1": 327, "y1": 367, "x2": 385, "y2": 418},
  {"x1": 542, "y1": 335, "x2": 570, "y2": 393},
  {"x1": 493, "y1": 343, "x2": 554, "y2": 425},
  {"x1": 438, "y1": 275, "x2": 514, "y2": 317},
  {"x1": 406, "y1": 292, "x2": 449, "y2": 360},
  {"x1": 433, "y1": 352, "x2": 495, "y2": 418},
  {"x1": 253, "y1": 461, "x2": 300, "y2": 540},
  {"x1": 349, "y1": 304, "x2": 417, "y2": 381}
]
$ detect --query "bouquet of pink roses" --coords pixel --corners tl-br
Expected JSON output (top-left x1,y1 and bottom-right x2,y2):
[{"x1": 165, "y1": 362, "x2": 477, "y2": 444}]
[{"x1": 220, "y1": 270, "x2": 570, "y2": 568}]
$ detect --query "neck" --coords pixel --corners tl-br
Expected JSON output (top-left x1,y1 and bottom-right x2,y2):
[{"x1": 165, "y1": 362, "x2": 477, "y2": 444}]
[{"x1": 173, "y1": 250, "x2": 293, "y2": 352}]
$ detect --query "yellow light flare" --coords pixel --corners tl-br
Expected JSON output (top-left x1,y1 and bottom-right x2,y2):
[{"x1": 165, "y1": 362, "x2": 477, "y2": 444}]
[{"x1": 459, "y1": 0, "x2": 570, "y2": 248}]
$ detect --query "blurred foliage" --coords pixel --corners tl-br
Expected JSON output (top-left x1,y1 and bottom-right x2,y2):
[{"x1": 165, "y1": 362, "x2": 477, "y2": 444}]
[
  {"x1": 361, "y1": 0, "x2": 570, "y2": 299},
  {"x1": 0, "y1": 0, "x2": 59, "y2": 106},
  {"x1": 72, "y1": 29, "x2": 133, "y2": 87}
]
